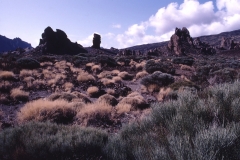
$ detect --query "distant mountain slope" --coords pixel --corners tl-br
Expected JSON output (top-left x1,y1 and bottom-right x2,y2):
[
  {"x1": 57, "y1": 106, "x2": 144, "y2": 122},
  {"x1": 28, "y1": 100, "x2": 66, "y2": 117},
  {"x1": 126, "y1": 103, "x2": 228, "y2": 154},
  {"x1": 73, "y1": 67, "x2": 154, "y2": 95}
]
[
  {"x1": 124, "y1": 29, "x2": 240, "y2": 51},
  {"x1": 0, "y1": 35, "x2": 32, "y2": 53}
]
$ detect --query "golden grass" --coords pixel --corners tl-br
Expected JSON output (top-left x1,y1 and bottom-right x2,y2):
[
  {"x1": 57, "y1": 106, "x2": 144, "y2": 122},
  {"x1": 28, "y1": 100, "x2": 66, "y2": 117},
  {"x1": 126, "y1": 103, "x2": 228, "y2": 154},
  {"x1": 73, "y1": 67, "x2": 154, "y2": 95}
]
[
  {"x1": 97, "y1": 71, "x2": 112, "y2": 79},
  {"x1": 23, "y1": 76, "x2": 35, "y2": 88},
  {"x1": 157, "y1": 87, "x2": 173, "y2": 101},
  {"x1": 97, "y1": 94, "x2": 118, "y2": 106},
  {"x1": 40, "y1": 61, "x2": 53, "y2": 67},
  {"x1": 87, "y1": 86, "x2": 99, "y2": 97},
  {"x1": 54, "y1": 60, "x2": 68, "y2": 69},
  {"x1": 48, "y1": 92, "x2": 77, "y2": 102},
  {"x1": 118, "y1": 71, "x2": 134, "y2": 80},
  {"x1": 111, "y1": 70, "x2": 120, "y2": 76},
  {"x1": 77, "y1": 72, "x2": 95, "y2": 82},
  {"x1": 180, "y1": 64, "x2": 194, "y2": 71},
  {"x1": 17, "y1": 99, "x2": 76, "y2": 123},
  {"x1": 106, "y1": 88, "x2": 115, "y2": 95},
  {"x1": 0, "y1": 71, "x2": 15, "y2": 80},
  {"x1": 136, "y1": 61, "x2": 146, "y2": 70},
  {"x1": 10, "y1": 87, "x2": 29, "y2": 101},
  {"x1": 64, "y1": 82, "x2": 74, "y2": 92},
  {"x1": 112, "y1": 76, "x2": 122, "y2": 83},
  {"x1": 116, "y1": 92, "x2": 146, "y2": 113},
  {"x1": 32, "y1": 80, "x2": 46, "y2": 89},
  {"x1": 19, "y1": 69, "x2": 33, "y2": 78},
  {"x1": 86, "y1": 62, "x2": 95, "y2": 68},
  {"x1": 71, "y1": 91, "x2": 92, "y2": 103},
  {"x1": 136, "y1": 71, "x2": 148, "y2": 79},
  {"x1": 76, "y1": 101, "x2": 112, "y2": 126},
  {"x1": 91, "y1": 65, "x2": 101, "y2": 73},
  {"x1": 0, "y1": 81, "x2": 11, "y2": 88},
  {"x1": 100, "y1": 78, "x2": 114, "y2": 86}
]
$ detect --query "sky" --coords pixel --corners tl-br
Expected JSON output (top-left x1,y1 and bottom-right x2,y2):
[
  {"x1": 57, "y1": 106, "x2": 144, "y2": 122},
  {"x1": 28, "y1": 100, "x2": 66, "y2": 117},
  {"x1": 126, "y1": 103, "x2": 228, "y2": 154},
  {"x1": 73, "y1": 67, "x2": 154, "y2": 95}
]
[{"x1": 0, "y1": 0, "x2": 240, "y2": 49}]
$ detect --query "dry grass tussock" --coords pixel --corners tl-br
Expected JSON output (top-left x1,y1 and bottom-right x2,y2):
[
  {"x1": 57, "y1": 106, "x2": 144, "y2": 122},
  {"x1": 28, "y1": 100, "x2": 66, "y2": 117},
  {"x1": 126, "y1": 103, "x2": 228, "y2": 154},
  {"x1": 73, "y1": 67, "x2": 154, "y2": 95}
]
[
  {"x1": 47, "y1": 73, "x2": 66, "y2": 87},
  {"x1": 116, "y1": 92, "x2": 147, "y2": 113},
  {"x1": 76, "y1": 101, "x2": 112, "y2": 126},
  {"x1": 118, "y1": 71, "x2": 134, "y2": 80},
  {"x1": 77, "y1": 72, "x2": 95, "y2": 82},
  {"x1": 64, "y1": 82, "x2": 74, "y2": 92},
  {"x1": 71, "y1": 91, "x2": 91, "y2": 103},
  {"x1": 17, "y1": 99, "x2": 76, "y2": 124},
  {"x1": 23, "y1": 76, "x2": 35, "y2": 88},
  {"x1": 0, "y1": 71, "x2": 15, "y2": 80},
  {"x1": 136, "y1": 61, "x2": 146, "y2": 70},
  {"x1": 33, "y1": 79, "x2": 46, "y2": 89},
  {"x1": 40, "y1": 61, "x2": 53, "y2": 67},
  {"x1": 19, "y1": 69, "x2": 32, "y2": 78},
  {"x1": 0, "y1": 81, "x2": 11, "y2": 88},
  {"x1": 141, "y1": 84, "x2": 160, "y2": 93},
  {"x1": 136, "y1": 71, "x2": 148, "y2": 79},
  {"x1": 54, "y1": 60, "x2": 69, "y2": 69},
  {"x1": 100, "y1": 78, "x2": 114, "y2": 86},
  {"x1": 112, "y1": 76, "x2": 122, "y2": 83},
  {"x1": 157, "y1": 87, "x2": 174, "y2": 101},
  {"x1": 97, "y1": 94, "x2": 118, "y2": 106},
  {"x1": 106, "y1": 88, "x2": 115, "y2": 95},
  {"x1": 91, "y1": 65, "x2": 101, "y2": 73},
  {"x1": 87, "y1": 86, "x2": 99, "y2": 97},
  {"x1": 180, "y1": 64, "x2": 195, "y2": 71},
  {"x1": 10, "y1": 87, "x2": 29, "y2": 101}
]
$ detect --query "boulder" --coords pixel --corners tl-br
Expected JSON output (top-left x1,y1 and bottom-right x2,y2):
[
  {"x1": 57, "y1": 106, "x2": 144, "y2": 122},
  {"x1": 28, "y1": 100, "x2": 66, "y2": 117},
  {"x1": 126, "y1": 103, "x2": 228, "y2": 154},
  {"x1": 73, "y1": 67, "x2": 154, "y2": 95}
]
[
  {"x1": 38, "y1": 26, "x2": 87, "y2": 55},
  {"x1": 91, "y1": 33, "x2": 101, "y2": 49}
]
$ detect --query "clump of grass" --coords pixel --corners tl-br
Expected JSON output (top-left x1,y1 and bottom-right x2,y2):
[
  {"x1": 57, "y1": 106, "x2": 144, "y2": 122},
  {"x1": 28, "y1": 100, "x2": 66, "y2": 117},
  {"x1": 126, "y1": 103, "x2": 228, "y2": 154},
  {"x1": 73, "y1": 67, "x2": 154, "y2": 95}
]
[
  {"x1": 71, "y1": 91, "x2": 92, "y2": 103},
  {"x1": 87, "y1": 86, "x2": 99, "y2": 97},
  {"x1": 112, "y1": 76, "x2": 122, "y2": 83},
  {"x1": 118, "y1": 71, "x2": 134, "y2": 80},
  {"x1": 116, "y1": 92, "x2": 148, "y2": 113},
  {"x1": 17, "y1": 99, "x2": 76, "y2": 124},
  {"x1": 136, "y1": 71, "x2": 148, "y2": 79},
  {"x1": 91, "y1": 64, "x2": 102, "y2": 73},
  {"x1": 10, "y1": 87, "x2": 29, "y2": 101},
  {"x1": 64, "y1": 82, "x2": 74, "y2": 92},
  {"x1": 23, "y1": 76, "x2": 35, "y2": 88},
  {"x1": 32, "y1": 80, "x2": 46, "y2": 89},
  {"x1": 77, "y1": 72, "x2": 95, "y2": 82},
  {"x1": 48, "y1": 92, "x2": 77, "y2": 102},
  {"x1": 77, "y1": 101, "x2": 113, "y2": 126},
  {"x1": 97, "y1": 94, "x2": 118, "y2": 106},
  {"x1": 106, "y1": 88, "x2": 115, "y2": 95},
  {"x1": 0, "y1": 71, "x2": 15, "y2": 81},
  {"x1": 19, "y1": 69, "x2": 33, "y2": 78}
]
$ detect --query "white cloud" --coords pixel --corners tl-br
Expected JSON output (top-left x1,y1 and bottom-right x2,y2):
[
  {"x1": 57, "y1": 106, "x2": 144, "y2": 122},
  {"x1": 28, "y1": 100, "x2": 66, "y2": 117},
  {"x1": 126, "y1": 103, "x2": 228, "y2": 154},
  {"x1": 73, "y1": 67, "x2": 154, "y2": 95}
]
[
  {"x1": 114, "y1": 0, "x2": 240, "y2": 48},
  {"x1": 112, "y1": 24, "x2": 121, "y2": 28},
  {"x1": 77, "y1": 35, "x2": 92, "y2": 47}
]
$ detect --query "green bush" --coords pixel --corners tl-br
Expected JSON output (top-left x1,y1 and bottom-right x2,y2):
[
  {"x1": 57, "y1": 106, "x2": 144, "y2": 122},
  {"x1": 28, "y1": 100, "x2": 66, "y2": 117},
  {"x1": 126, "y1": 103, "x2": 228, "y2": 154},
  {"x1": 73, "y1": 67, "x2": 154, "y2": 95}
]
[
  {"x1": 16, "y1": 58, "x2": 40, "y2": 69},
  {"x1": 145, "y1": 59, "x2": 175, "y2": 74},
  {"x1": 0, "y1": 122, "x2": 108, "y2": 160},
  {"x1": 141, "y1": 71, "x2": 175, "y2": 88}
]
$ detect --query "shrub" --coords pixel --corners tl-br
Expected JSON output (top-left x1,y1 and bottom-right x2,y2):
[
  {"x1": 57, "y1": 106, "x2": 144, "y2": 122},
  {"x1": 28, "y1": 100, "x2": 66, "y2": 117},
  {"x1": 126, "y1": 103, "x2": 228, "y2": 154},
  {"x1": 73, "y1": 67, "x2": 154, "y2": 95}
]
[
  {"x1": 16, "y1": 57, "x2": 40, "y2": 69},
  {"x1": 77, "y1": 72, "x2": 95, "y2": 82},
  {"x1": 172, "y1": 56, "x2": 194, "y2": 66},
  {"x1": 71, "y1": 91, "x2": 92, "y2": 103},
  {"x1": 97, "y1": 94, "x2": 118, "y2": 106},
  {"x1": 117, "y1": 92, "x2": 148, "y2": 111},
  {"x1": 136, "y1": 71, "x2": 148, "y2": 79},
  {"x1": 0, "y1": 71, "x2": 15, "y2": 81},
  {"x1": 145, "y1": 59, "x2": 175, "y2": 74},
  {"x1": 118, "y1": 71, "x2": 134, "y2": 80},
  {"x1": 141, "y1": 71, "x2": 174, "y2": 90},
  {"x1": 96, "y1": 56, "x2": 118, "y2": 67},
  {"x1": 10, "y1": 88, "x2": 29, "y2": 101},
  {"x1": 76, "y1": 101, "x2": 113, "y2": 126},
  {"x1": 87, "y1": 86, "x2": 99, "y2": 97},
  {"x1": 48, "y1": 92, "x2": 77, "y2": 102},
  {"x1": 17, "y1": 99, "x2": 76, "y2": 124},
  {"x1": 0, "y1": 121, "x2": 108, "y2": 160}
]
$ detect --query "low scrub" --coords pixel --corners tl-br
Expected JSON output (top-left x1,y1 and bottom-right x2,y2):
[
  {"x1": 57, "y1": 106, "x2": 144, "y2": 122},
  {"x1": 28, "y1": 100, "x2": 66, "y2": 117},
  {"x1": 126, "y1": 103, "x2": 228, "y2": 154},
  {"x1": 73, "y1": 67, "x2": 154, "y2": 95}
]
[
  {"x1": 0, "y1": 122, "x2": 108, "y2": 160},
  {"x1": 0, "y1": 71, "x2": 15, "y2": 81},
  {"x1": 17, "y1": 99, "x2": 76, "y2": 124},
  {"x1": 141, "y1": 71, "x2": 174, "y2": 91},
  {"x1": 10, "y1": 87, "x2": 29, "y2": 101}
]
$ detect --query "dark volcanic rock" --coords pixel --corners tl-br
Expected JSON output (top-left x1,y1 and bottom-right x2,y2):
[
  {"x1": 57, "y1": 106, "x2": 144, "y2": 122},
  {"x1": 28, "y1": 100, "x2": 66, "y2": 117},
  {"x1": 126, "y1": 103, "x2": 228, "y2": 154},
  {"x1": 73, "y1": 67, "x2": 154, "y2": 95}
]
[
  {"x1": 0, "y1": 35, "x2": 32, "y2": 53},
  {"x1": 37, "y1": 26, "x2": 87, "y2": 55},
  {"x1": 92, "y1": 33, "x2": 101, "y2": 49},
  {"x1": 168, "y1": 27, "x2": 194, "y2": 55}
]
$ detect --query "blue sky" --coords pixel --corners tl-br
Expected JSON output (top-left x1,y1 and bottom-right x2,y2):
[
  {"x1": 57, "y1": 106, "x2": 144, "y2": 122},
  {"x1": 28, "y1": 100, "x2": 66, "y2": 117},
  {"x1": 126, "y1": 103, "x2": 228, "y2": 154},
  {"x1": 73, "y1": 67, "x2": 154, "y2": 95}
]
[{"x1": 1, "y1": 0, "x2": 240, "y2": 48}]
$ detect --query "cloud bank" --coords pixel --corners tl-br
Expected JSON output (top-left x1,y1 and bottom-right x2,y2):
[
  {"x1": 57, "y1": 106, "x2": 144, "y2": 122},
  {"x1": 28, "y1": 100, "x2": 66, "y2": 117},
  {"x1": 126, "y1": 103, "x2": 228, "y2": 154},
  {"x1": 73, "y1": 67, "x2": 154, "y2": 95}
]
[{"x1": 78, "y1": 0, "x2": 240, "y2": 49}]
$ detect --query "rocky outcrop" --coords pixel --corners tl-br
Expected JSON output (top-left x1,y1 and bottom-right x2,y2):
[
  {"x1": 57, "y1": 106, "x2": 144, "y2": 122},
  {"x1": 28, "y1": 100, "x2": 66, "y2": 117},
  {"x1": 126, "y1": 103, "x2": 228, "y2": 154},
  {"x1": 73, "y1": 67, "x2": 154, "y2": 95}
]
[
  {"x1": 38, "y1": 26, "x2": 87, "y2": 55},
  {"x1": 0, "y1": 35, "x2": 32, "y2": 53},
  {"x1": 91, "y1": 33, "x2": 101, "y2": 49},
  {"x1": 168, "y1": 27, "x2": 194, "y2": 55}
]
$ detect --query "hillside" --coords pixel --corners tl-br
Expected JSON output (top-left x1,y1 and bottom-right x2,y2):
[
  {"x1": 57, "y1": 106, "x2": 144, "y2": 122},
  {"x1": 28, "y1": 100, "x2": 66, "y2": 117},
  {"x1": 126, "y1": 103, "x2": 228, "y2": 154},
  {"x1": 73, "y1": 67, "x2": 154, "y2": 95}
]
[{"x1": 0, "y1": 35, "x2": 32, "y2": 53}]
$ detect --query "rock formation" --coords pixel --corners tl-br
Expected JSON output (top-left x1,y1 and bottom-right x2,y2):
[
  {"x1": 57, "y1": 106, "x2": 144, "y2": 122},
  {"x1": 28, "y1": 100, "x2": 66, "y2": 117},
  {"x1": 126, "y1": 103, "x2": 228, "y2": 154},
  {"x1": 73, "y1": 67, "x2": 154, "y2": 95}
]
[
  {"x1": 38, "y1": 26, "x2": 87, "y2": 55},
  {"x1": 168, "y1": 27, "x2": 194, "y2": 55},
  {"x1": 92, "y1": 33, "x2": 101, "y2": 49}
]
